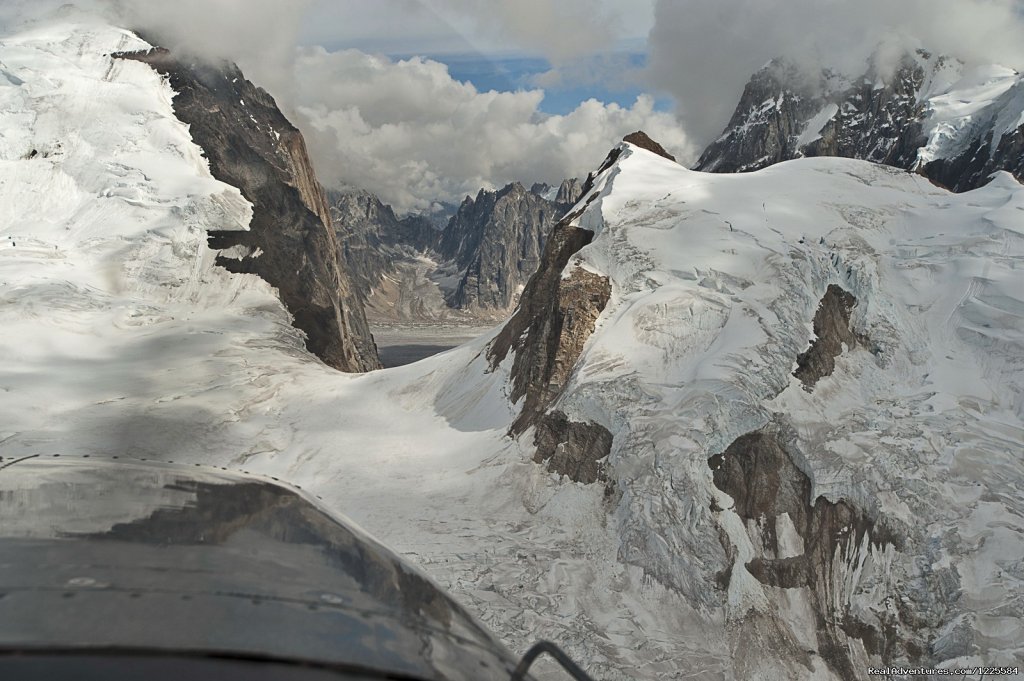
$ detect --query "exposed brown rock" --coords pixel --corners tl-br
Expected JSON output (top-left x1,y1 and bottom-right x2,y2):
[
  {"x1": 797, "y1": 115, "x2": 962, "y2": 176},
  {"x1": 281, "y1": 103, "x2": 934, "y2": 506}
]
[
  {"x1": 483, "y1": 178, "x2": 614, "y2": 483},
  {"x1": 533, "y1": 410, "x2": 613, "y2": 483},
  {"x1": 118, "y1": 48, "x2": 380, "y2": 372},
  {"x1": 708, "y1": 429, "x2": 908, "y2": 680},
  {"x1": 708, "y1": 431, "x2": 810, "y2": 554},
  {"x1": 623, "y1": 130, "x2": 677, "y2": 162},
  {"x1": 793, "y1": 284, "x2": 866, "y2": 389},
  {"x1": 488, "y1": 221, "x2": 610, "y2": 437}
]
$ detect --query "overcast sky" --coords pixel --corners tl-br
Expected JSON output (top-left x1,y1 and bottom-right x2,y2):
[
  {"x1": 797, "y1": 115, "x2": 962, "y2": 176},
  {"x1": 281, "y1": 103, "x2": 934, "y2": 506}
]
[{"x1": 6, "y1": 0, "x2": 1024, "y2": 212}]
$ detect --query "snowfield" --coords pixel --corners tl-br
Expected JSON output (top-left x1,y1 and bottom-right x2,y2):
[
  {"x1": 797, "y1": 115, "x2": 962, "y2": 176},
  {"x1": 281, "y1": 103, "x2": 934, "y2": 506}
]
[
  {"x1": 1, "y1": 20, "x2": 1022, "y2": 681},
  {"x1": 918, "y1": 62, "x2": 1024, "y2": 166}
]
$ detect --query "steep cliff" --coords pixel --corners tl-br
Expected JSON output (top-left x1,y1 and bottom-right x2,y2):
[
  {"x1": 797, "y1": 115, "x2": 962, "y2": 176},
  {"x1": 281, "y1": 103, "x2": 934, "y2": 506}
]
[
  {"x1": 487, "y1": 148, "x2": 636, "y2": 482},
  {"x1": 696, "y1": 49, "x2": 1024, "y2": 192},
  {"x1": 119, "y1": 48, "x2": 380, "y2": 371}
]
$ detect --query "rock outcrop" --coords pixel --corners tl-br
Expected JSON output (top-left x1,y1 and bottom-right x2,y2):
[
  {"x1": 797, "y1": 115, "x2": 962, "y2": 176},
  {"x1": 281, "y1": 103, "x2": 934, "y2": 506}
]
[
  {"x1": 533, "y1": 410, "x2": 613, "y2": 484},
  {"x1": 437, "y1": 181, "x2": 578, "y2": 316},
  {"x1": 554, "y1": 177, "x2": 583, "y2": 205},
  {"x1": 794, "y1": 285, "x2": 868, "y2": 389},
  {"x1": 485, "y1": 142, "x2": 649, "y2": 482},
  {"x1": 119, "y1": 48, "x2": 379, "y2": 371},
  {"x1": 709, "y1": 428, "x2": 911, "y2": 680},
  {"x1": 696, "y1": 49, "x2": 1024, "y2": 192},
  {"x1": 622, "y1": 130, "x2": 677, "y2": 162},
  {"x1": 488, "y1": 218, "x2": 610, "y2": 438}
]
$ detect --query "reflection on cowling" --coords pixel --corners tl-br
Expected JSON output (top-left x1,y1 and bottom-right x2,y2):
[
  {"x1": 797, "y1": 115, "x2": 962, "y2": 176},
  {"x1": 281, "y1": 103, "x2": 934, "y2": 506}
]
[
  {"x1": 0, "y1": 457, "x2": 517, "y2": 681},
  {"x1": 83, "y1": 479, "x2": 456, "y2": 630}
]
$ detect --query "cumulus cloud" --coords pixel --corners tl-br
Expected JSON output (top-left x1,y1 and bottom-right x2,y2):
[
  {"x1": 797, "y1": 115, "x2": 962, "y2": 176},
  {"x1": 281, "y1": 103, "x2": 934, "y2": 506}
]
[
  {"x1": 109, "y1": 0, "x2": 312, "y2": 99},
  {"x1": 292, "y1": 47, "x2": 692, "y2": 212},
  {"x1": 648, "y1": 0, "x2": 1024, "y2": 145},
  {"x1": 417, "y1": 0, "x2": 656, "y2": 98},
  {"x1": 80, "y1": 0, "x2": 681, "y2": 212}
]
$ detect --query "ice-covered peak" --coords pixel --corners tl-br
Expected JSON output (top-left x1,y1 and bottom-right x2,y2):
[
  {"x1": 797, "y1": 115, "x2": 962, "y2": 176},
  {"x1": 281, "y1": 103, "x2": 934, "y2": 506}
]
[
  {"x1": 697, "y1": 46, "x2": 1024, "y2": 191},
  {"x1": 500, "y1": 144, "x2": 1024, "y2": 676}
]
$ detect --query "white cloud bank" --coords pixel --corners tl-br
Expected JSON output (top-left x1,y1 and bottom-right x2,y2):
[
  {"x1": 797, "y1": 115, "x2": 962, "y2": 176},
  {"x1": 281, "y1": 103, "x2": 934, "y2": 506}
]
[
  {"x1": 291, "y1": 48, "x2": 692, "y2": 212},
  {"x1": 648, "y1": 0, "x2": 1024, "y2": 145},
  {"x1": 100, "y1": 0, "x2": 689, "y2": 212}
]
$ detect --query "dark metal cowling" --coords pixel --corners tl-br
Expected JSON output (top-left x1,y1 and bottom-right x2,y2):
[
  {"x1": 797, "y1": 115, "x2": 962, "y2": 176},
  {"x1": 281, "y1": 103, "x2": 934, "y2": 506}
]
[{"x1": 0, "y1": 456, "x2": 524, "y2": 680}]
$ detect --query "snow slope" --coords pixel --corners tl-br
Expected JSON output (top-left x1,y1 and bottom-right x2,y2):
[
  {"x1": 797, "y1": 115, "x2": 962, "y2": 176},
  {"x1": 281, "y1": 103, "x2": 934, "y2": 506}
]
[
  {"x1": 919, "y1": 64, "x2": 1024, "y2": 163},
  {"x1": 1, "y1": 18, "x2": 1023, "y2": 681},
  {"x1": 539, "y1": 144, "x2": 1024, "y2": 678}
]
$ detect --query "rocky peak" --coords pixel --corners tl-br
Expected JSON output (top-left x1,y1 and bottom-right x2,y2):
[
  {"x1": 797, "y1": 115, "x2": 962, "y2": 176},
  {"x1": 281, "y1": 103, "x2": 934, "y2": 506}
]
[
  {"x1": 437, "y1": 180, "x2": 577, "y2": 316},
  {"x1": 329, "y1": 189, "x2": 440, "y2": 301},
  {"x1": 802, "y1": 51, "x2": 929, "y2": 168},
  {"x1": 501, "y1": 181, "x2": 527, "y2": 197},
  {"x1": 695, "y1": 59, "x2": 823, "y2": 172},
  {"x1": 554, "y1": 177, "x2": 582, "y2": 205},
  {"x1": 696, "y1": 48, "x2": 1024, "y2": 191},
  {"x1": 118, "y1": 47, "x2": 380, "y2": 372},
  {"x1": 623, "y1": 130, "x2": 678, "y2": 162}
]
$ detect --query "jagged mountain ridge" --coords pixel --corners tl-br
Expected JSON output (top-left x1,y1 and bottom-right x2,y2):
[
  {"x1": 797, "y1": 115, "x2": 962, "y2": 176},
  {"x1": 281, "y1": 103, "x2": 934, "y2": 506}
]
[
  {"x1": 328, "y1": 188, "x2": 439, "y2": 300},
  {"x1": 330, "y1": 177, "x2": 582, "y2": 321},
  {"x1": 437, "y1": 178, "x2": 581, "y2": 315},
  {"x1": 696, "y1": 49, "x2": 1024, "y2": 191}
]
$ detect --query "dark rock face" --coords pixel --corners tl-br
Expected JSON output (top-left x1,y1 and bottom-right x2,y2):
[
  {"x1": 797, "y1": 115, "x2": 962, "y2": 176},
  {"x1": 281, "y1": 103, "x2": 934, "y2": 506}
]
[
  {"x1": 488, "y1": 137, "x2": 686, "y2": 482},
  {"x1": 800, "y1": 55, "x2": 928, "y2": 168},
  {"x1": 120, "y1": 48, "x2": 379, "y2": 372},
  {"x1": 622, "y1": 130, "x2": 677, "y2": 162},
  {"x1": 708, "y1": 429, "x2": 910, "y2": 680},
  {"x1": 488, "y1": 222, "x2": 610, "y2": 438},
  {"x1": 696, "y1": 51, "x2": 1024, "y2": 191},
  {"x1": 695, "y1": 60, "x2": 824, "y2": 173},
  {"x1": 921, "y1": 122, "x2": 1024, "y2": 192},
  {"x1": 533, "y1": 410, "x2": 612, "y2": 484},
  {"x1": 794, "y1": 285, "x2": 867, "y2": 389},
  {"x1": 329, "y1": 189, "x2": 440, "y2": 299},
  {"x1": 485, "y1": 181, "x2": 614, "y2": 483},
  {"x1": 554, "y1": 177, "x2": 583, "y2": 205},
  {"x1": 437, "y1": 182, "x2": 577, "y2": 315}
]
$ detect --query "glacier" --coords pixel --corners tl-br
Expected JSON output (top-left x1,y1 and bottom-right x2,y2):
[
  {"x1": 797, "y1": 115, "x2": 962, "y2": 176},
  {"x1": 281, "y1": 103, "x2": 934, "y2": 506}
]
[{"x1": 1, "y1": 18, "x2": 1022, "y2": 681}]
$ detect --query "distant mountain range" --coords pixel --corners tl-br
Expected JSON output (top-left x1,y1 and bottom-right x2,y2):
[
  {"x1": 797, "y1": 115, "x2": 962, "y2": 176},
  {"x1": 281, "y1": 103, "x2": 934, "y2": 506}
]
[
  {"x1": 329, "y1": 178, "x2": 581, "y2": 322},
  {"x1": 696, "y1": 48, "x2": 1024, "y2": 192}
]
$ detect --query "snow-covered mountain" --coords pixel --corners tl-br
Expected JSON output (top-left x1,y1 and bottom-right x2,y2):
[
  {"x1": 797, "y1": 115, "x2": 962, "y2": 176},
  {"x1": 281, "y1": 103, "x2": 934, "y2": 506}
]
[
  {"x1": 2, "y1": 15, "x2": 1023, "y2": 681},
  {"x1": 491, "y1": 138, "x2": 1023, "y2": 678},
  {"x1": 696, "y1": 49, "x2": 1024, "y2": 192}
]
